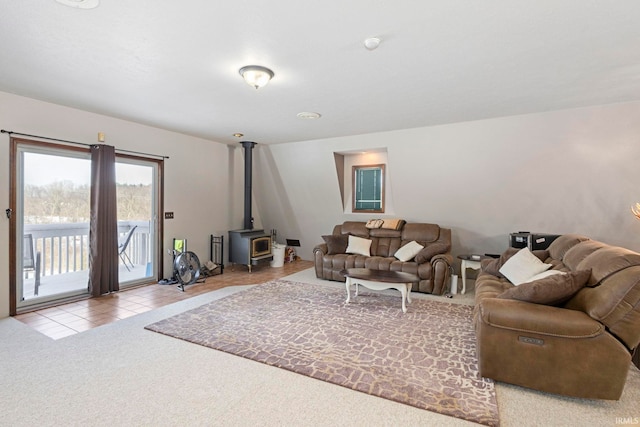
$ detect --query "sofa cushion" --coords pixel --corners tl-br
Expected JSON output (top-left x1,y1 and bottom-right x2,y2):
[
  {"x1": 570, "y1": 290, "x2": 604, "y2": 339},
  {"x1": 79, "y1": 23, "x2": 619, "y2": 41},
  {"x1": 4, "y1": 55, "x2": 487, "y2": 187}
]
[
  {"x1": 394, "y1": 241, "x2": 424, "y2": 262},
  {"x1": 563, "y1": 240, "x2": 608, "y2": 271},
  {"x1": 415, "y1": 242, "x2": 451, "y2": 264},
  {"x1": 340, "y1": 221, "x2": 370, "y2": 238},
  {"x1": 322, "y1": 234, "x2": 349, "y2": 255},
  {"x1": 346, "y1": 235, "x2": 372, "y2": 256},
  {"x1": 369, "y1": 237, "x2": 401, "y2": 258},
  {"x1": 498, "y1": 269, "x2": 591, "y2": 305},
  {"x1": 483, "y1": 248, "x2": 549, "y2": 277},
  {"x1": 576, "y1": 245, "x2": 640, "y2": 287},
  {"x1": 547, "y1": 234, "x2": 590, "y2": 261},
  {"x1": 402, "y1": 223, "x2": 440, "y2": 243},
  {"x1": 499, "y1": 247, "x2": 552, "y2": 285}
]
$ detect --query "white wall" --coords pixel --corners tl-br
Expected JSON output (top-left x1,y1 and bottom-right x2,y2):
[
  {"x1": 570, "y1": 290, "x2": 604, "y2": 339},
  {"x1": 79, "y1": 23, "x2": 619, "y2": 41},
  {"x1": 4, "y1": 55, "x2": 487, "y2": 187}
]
[
  {"x1": 255, "y1": 101, "x2": 640, "y2": 264},
  {"x1": 3, "y1": 91, "x2": 640, "y2": 317},
  {"x1": 0, "y1": 91, "x2": 249, "y2": 318}
]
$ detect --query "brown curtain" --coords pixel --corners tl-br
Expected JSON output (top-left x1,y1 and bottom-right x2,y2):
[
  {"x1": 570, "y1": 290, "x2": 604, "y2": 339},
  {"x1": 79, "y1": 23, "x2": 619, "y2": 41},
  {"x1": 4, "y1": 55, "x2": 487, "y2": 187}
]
[{"x1": 88, "y1": 144, "x2": 119, "y2": 296}]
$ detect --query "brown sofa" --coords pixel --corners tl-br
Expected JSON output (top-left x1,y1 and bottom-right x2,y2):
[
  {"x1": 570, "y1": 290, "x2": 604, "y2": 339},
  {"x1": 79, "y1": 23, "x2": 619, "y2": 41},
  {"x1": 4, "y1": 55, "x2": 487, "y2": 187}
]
[
  {"x1": 474, "y1": 234, "x2": 640, "y2": 399},
  {"x1": 313, "y1": 221, "x2": 453, "y2": 294}
]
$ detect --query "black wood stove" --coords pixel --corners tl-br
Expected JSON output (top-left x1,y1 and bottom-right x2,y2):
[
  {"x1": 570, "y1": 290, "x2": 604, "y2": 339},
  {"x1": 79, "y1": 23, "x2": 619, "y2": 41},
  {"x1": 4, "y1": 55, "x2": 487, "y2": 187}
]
[{"x1": 229, "y1": 141, "x2": 273, "y2": 271}]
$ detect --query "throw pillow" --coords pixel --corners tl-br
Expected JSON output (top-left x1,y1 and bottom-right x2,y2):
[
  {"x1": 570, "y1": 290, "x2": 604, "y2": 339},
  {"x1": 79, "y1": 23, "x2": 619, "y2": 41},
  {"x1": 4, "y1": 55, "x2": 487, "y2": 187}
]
[
  {"x1": 415, "y1": 242, "x2": 451, "y2": 264},
  {"x1": 365, "y1": 219, "x2": 384, "y2": 229},
  {"x1": 483, "y1": 248, "x2": 550, "y2": 277},
  {"x1": 346, "y1": 235, "x2": 372, "y2": 257},
  {"x1": 498, "y1": 247, "x2": 552, "y2": 285},
  {"x1": 394, "y1": 240, "x2": 424, "y2": 262},
  {"x1": 498, "y1": 269, "x2": 591, "y2": 305},
  {"x1": 322, "y1": 234, "x2": 349, "y2": 255},
  {"x1": 380, "y1": 219, "x2": 406, "y2": 230}
]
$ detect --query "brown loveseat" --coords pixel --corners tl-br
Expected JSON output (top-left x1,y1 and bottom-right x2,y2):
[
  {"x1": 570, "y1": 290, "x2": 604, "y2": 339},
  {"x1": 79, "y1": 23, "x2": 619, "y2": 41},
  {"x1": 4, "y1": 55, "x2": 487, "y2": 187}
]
[
  {"x1": 313, "y1": 221, "x2": 453, "y2": 294},
  {"x1": 474, "y1": 234, "x2": 640, "y2": 400}
]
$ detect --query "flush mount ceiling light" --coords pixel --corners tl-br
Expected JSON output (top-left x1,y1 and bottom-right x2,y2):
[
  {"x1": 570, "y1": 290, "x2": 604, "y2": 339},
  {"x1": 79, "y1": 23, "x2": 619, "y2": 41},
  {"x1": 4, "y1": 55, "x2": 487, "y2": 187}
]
[
  {"x1": 364, "y1": 37, "x2": 381, "y2": 50},
  {"x1": 55, "y1": 0, "x2": 100, "y2": 9},
  {"x1": 239, "y1": 65, "x2": 274, "y2": 89},
  {"x1": 297, "y1": 112, "x2": 321, "y2": 120}
]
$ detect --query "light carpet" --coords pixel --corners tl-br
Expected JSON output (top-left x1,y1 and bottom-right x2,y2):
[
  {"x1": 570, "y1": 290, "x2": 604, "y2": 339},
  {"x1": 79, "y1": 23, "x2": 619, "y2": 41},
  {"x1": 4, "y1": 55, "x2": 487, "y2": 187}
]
[{"x1": 145, "y1": 279, "x2": 499, "y2": 426}]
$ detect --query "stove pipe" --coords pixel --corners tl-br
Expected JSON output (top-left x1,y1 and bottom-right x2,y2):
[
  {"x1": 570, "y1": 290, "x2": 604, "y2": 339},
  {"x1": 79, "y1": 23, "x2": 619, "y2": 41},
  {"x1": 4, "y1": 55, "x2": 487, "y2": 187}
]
[{"x1": 240, "y1": 141, "x2": 256, "y2": 230}]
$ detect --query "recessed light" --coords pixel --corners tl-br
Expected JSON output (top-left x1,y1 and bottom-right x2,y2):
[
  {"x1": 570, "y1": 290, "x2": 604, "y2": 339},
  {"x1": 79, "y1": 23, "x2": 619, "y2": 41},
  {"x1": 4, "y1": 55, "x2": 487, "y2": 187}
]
[
  {"x1": 297, "y1": 112, "x2": 321, "y2": 120},
  {"x1": 55, "y1": 0, "x2": 100, "y2": 9},
  {"x1": 233, "y1": 133, "x2": 244, "y2": 138}
]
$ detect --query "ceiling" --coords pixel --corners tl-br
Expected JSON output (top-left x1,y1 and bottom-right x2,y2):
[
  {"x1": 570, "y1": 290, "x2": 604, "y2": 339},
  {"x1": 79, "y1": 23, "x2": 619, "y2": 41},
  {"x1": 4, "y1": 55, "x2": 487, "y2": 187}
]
[{"x1": 2, "y1": 1, "x2": 640, "y2": 145}]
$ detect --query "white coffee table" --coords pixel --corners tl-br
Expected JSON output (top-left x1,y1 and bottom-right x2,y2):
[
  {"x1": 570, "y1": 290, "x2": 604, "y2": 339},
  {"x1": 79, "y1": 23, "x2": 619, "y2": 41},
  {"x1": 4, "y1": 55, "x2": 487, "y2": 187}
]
[{"x1": 341, "y1": 268, "x2": 420, "y2": 313}]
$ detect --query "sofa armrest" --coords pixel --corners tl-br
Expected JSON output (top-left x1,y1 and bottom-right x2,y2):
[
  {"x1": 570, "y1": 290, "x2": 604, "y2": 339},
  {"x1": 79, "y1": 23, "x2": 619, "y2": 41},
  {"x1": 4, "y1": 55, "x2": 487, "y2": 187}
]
[
  {"x1": 478, "y1": 298, "x2": 604, "y2": 338},
  {"x1": 431, "y1": 253, "x2": 453, "y2": 266},
  {"x1": 313, "y1": 243, "x2": 328, "y2": 256},
  {"x1": 430, "y1": 254, "x2": 452, "y2": 295},
  {"x1": 313, "y1": 244, "x2": 328, "y2": 278}
]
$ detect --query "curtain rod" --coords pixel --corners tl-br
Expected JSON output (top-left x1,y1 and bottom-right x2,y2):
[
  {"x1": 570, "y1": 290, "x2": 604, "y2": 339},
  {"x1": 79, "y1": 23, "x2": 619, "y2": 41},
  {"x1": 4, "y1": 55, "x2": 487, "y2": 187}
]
[{"x1": 0, "y1": 129, "x2": 169, "y2": 160}]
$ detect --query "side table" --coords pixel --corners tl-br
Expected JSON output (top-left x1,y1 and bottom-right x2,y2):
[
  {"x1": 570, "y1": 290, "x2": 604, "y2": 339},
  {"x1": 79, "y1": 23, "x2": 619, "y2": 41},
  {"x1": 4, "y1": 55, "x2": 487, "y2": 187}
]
[{"x1": 457, "y1": 254, "x2": 489, "y2": 294}]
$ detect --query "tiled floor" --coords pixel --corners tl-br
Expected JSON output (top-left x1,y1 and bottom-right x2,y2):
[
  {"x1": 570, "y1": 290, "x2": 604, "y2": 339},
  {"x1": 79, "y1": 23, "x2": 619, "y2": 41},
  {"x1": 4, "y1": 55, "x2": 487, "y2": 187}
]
[{"x1": 15, "y1": 260, "x2": 314, "y2": 340}]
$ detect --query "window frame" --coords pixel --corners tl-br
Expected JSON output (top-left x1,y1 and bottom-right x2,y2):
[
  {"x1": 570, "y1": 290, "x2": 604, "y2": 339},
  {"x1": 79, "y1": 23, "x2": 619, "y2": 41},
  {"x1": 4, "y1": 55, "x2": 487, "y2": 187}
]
[{"x1": 352, "y1": 163, "x2": 385, "y2": 213}]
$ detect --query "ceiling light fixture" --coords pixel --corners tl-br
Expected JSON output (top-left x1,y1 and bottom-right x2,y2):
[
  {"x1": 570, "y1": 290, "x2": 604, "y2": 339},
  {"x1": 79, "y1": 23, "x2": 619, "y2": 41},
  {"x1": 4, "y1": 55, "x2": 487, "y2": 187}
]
[
  {"x1": 239, "y1": 65, "x2": 274, "y2": 89},
  {"x1": 364, "y1": 37, "x2": 381, "y2": 50},
  {"x1": 297, "y1": 112, "x2": 321, "y2": 120},
  {"x1": 55, "y1": 0, "x2": 100, "y2": 9},
  {"x1": 233, "y1": 133, "x2": 244, "y2": 138}
]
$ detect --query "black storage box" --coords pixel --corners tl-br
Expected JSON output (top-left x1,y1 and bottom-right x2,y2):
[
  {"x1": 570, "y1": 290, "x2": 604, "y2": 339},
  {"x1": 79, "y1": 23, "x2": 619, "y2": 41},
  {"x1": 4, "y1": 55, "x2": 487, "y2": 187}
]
[{"x1": 510, "y1": 232, "x2": 561, "y2": 251}]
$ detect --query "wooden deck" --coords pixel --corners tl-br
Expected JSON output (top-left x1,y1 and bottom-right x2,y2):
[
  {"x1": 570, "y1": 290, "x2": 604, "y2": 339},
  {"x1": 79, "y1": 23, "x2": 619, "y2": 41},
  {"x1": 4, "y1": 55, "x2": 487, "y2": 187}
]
[{"x1": 22, "y1": 264, "x2": 151, "y2": 300}]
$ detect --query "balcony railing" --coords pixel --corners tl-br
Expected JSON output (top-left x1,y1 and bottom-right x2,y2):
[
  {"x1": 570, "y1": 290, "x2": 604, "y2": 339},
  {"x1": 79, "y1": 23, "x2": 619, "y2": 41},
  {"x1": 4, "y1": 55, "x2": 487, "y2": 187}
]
[{"x1": 24, "y1": 221, "x2": 151, "y2": 278}]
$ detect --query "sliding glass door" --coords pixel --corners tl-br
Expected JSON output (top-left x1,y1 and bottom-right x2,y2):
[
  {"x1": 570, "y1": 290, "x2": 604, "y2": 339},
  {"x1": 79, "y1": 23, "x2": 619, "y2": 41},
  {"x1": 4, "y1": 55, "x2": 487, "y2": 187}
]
[
  {"x1": 12, "y1": 139, "x2": 161, "y2": 311},
  {"x1": 115, "y1": 159, "x2": 158, "y2": 287},
  {"x1": 16, "y1": 144, "x2": 92, "y2": 306}
]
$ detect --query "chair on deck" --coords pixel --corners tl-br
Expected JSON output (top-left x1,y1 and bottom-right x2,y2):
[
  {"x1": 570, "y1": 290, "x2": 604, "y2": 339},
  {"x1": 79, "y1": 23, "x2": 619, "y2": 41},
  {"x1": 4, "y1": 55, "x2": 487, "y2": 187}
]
[
  {"x1": 118, "y1": 225, "x2": 137, "y2": 271},
  {"x1": 23, "y1": 234, "x2": 41, "y2": 296}
]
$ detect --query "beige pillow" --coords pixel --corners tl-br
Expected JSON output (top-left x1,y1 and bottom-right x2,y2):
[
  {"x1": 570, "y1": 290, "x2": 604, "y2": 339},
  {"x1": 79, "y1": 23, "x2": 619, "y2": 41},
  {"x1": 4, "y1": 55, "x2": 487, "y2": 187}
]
[
  {"x1": 394, "y1": 241, "x2": 424, "y2": 262},
  {"x1": 498, "y1": 247, "x2": 552, "y2": 285},
  {"x1": 346, "y1": 235, "x2": 372, "y2": 256},
  {"x1": 498, "y1": 270, "x2": 591, "y2": 305},
  {"x1": 380, "y1": 219, "x2": 406, "y2": 230},
  {"x1": 365, "y1": 219, "x2": 384, "y2": 229}
]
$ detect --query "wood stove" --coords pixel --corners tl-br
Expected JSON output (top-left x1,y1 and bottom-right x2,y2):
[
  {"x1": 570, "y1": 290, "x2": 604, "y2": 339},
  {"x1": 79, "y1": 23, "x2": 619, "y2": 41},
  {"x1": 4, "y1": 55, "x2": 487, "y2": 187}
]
[
  {"x1": 229, "y1": 141, "x2": 273, "y2": 271},
  {"x1": 229, "y1": 229, "x2": 272, "y2": 272}
]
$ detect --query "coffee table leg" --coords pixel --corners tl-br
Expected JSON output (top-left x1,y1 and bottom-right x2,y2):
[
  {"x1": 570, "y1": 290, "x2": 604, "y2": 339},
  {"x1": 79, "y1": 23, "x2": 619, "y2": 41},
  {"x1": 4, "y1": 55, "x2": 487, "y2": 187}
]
[
  {"x1": 407, "y1": 283, "x2": 412, "y2": 303},
  {"x1": 345, "y1": 277, "x2": 352, "y2": 304},
  {"x1": 396, "y1": 284, "x2": 408, "y2": 313},
  {"x1": 461, "y1": 260, "x2": 467, "y2": 294}
]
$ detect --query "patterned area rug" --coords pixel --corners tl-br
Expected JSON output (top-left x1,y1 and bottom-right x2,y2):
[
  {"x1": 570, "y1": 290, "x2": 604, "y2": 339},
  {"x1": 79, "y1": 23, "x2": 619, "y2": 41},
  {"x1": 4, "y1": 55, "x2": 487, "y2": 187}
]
[{"x1": 145, "y1": 280, "x2": 499, "y2": 426}]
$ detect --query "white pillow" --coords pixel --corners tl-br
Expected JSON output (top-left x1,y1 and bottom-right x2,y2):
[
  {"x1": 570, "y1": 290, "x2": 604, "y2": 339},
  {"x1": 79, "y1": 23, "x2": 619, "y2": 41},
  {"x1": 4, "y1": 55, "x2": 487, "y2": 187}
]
[
  {"x1": 499, "y1": 247, "x2": 552, "y2": 285},
  {"x1": 522, "y1": 269, "x2": 565, "y2": 284},
  {"x1": 394, "y1": 241, "x2": 424, "y2": 262},
  {"x1": 346, "y1": 235, "x2": 372, "y2": 256}
]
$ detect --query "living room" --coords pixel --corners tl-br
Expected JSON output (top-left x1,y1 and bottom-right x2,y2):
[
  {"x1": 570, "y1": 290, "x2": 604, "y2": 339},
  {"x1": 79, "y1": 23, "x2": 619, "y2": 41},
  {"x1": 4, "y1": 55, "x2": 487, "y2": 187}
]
[
  {"x1": 3, "y1": 88, "x2": 640, "y2": 319},
  {"x1": 1, "y1": 2, "x2": 640, "y2": 425}
]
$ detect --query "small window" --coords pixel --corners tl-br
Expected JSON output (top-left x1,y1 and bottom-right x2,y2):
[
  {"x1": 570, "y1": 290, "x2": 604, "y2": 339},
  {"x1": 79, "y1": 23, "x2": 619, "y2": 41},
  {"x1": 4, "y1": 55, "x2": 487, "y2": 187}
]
[{"x1": 352, "y1": 164, "x2": 385, "y2": 213}]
